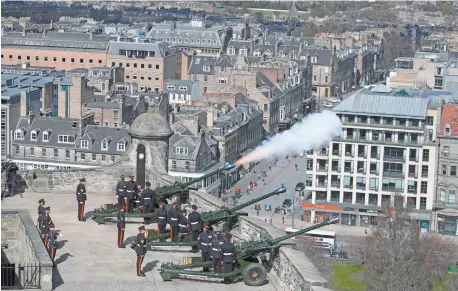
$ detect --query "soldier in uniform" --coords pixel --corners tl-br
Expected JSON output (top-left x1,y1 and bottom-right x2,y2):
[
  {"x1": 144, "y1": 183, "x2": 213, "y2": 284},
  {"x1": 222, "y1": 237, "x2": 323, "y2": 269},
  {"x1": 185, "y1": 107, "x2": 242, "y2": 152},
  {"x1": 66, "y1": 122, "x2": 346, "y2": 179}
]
[
  {"x1": 135, "y1": 226, "x2": 147, "y2": 277},
  {"x1": 198, "y1": 226, "x2": 212, "y2": 271},
  {"x1": 37, "y1": 198, "x2": 46, "y2": 227},
  {"x1": 222, "y1": 233, "x2": 237, "y2": 273},
  {"x1": 117, "y1": 207, "x2": 126, "y2": 248},
  {"x1": 187, "y1": 204, "x2": 202, "y2": 252},
  {"x1": 167, "y1": 202, "x2": 180, "y2": 242},
  {"x1": 141, "y1": 181, "x2": 155, "y2": 225},
  {"x1": 76, "y1": 178, "x2": 87, "y2": 221},
  {"x1": 41, "y1": 207, "x2": 54, "y2": 247},
  {"x1": 116, "y1": 175, "x2": 126, "y2": 209},
  {"x1": 47, "y1": 224, "x2": 58, "y2": 265},
  {"x1": 157, "y1": 202, "x2": 167, "y2": 235},
  {"x1": 211, "y1": 231, "x2": 224, "y2": 273},
  {"x1": 178, "y1": 209, "x2": 188, "y2": 241},
  {"x1": 125, "y1": 176, "x2": 137, "y2": 213}
]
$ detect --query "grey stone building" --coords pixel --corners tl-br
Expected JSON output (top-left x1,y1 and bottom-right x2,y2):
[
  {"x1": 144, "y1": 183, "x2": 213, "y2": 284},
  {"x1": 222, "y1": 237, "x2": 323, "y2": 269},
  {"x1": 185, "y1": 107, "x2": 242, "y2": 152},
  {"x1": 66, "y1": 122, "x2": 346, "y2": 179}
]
[
  {"x1": 165, "y1": 79, "x2": 200, "y2": 105},
  {"x1": 10, "y1": 112, "x2": 131, "y2": 171},
  {"x1": 435, "y1": 103, "x2": 458, "y2": 236}
]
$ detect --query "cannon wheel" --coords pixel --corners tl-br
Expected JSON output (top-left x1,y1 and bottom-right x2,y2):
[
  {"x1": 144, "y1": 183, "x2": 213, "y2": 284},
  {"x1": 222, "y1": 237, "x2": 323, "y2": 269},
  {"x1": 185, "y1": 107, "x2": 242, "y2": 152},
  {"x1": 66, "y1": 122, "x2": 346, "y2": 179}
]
[{"x1": 242, "y1": 263, "x2": 267, "y2": 286}]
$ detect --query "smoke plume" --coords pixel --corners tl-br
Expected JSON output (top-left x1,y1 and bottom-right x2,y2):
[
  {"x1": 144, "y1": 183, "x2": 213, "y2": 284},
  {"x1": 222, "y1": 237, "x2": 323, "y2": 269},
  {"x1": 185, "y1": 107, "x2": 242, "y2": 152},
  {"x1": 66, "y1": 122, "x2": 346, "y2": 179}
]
[{"x1": 235, "y1": 110, "x2": 342, "y2": 165}]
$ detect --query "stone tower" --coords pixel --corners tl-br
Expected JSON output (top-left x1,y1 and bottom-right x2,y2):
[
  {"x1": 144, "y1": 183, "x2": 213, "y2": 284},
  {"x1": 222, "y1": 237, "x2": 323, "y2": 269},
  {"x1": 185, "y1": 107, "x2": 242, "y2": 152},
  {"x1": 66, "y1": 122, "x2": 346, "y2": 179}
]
[{"x1": 127, "y1": 94, "x2": 173, "y2": 185}]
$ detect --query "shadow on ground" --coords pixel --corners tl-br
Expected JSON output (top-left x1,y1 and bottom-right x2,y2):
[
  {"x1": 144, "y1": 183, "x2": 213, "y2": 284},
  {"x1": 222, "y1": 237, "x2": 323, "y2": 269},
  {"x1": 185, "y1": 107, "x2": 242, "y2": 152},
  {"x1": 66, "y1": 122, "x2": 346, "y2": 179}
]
[
  {"x1": 57, "y1": 240, "x2": 68, "y2": 249},
  {"x1": 143, "y1": 260, "x2": 159, "y2": 273},
  {"x1": 54, "y1": 252, "x2": 73, "y2": 265},
  {"x1": 52, "y1": 266, "x2": 64, "y2": 289}
]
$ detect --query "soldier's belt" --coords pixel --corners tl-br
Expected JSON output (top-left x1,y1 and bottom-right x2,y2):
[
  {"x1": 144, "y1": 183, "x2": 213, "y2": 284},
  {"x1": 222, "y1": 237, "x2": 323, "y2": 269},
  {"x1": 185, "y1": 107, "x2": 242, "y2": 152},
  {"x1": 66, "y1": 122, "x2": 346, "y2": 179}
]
[
  {"x1": 119, "y1": 189, "x2": 124, "y2": 191},
  {"x1": 191, "y1": 222, "x2": 198, "y2": 224},
  {"x1": 135, "y1": 200, "x2": 141, "y2": 203},
  {"x1": 159, "y1": 216, "x2": 166, "y2": 219},
  {"x1": 171, "y1": 218, "x2": 178, "y2": 220},
  {"x1": 201, "y1": 243, "x2": 210, "y2": 246},
  {"x1": 179, "y1": 224, "x2": 187, "y2": 228},
  {"x1": 143, "y1": 197, "x2": 151, "y2": 199},
  {"x1": 212, "y1": 248, "x2": 221, "y2": 251},
  {"x1": 223, "y1": 253, "x2": 232, "y2": 256}
]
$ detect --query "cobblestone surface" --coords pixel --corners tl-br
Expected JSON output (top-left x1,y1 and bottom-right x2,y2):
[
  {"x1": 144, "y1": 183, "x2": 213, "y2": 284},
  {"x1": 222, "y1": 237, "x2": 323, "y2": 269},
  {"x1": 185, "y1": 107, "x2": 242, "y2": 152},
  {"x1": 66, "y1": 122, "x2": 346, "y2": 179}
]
[{"x1": 1, "y1": 192, "x2": 277, "y2": 291}]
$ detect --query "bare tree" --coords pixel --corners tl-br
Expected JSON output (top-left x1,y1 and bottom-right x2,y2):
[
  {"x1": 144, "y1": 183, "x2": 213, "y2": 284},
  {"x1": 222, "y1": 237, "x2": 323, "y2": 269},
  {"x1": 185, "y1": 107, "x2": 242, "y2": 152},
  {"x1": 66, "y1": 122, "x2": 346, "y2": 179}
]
[
  {"x1": 362, "y1": 199, "x2": 455, "y2": 291},
  {"x1": 446, "y1": 275, "x2": 458, "y2": 291}
]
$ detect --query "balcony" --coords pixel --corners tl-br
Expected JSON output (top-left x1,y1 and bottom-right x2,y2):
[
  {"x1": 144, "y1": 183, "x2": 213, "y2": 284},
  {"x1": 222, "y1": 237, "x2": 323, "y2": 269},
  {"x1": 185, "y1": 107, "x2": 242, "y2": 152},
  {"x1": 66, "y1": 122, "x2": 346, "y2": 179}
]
[
  {"x1": 408, "y1": 172, "x2": 417, "y2": 179},
  {"x1": 440, "y1": 152, "x2": 458, "y2": 159},
  {"x1": 407, "y1": 187, "x2": 417, "y2": 194},
  {"x1": 370, "y1": 153, "x2": 379, "y2": 159},
  {"x1": 316, "y1": 166, "x2": 328, "y2": 172},
  {"x1": 369, "y1": 169, "x2": 379, "y2": 175},
  {"x1": 383, "y1": 171, "x2": 404, "y2": 178},
  {"x1": 331, "y1": 166, "x2": 340, "y2": 172},
  {"x1": 368, "y1": 199, "x2": 378, "y2": 205},
  {"x1": 384, "y1": 155, "x2": 405, "y2": 162},
  {"x1": 330, "y1": 181, "x2": 340, "y2": 188},
  {"x1": 332, "y1": 150, "x2": 341, "y2": 156},
  {"x1": 317, "y1": 150, "x2": 328, "y2": 156},
  {"x1": 316, "y1": 181, "x2": 328, "y2": 188},
  {"x1": 356, "y1": 198, "x2": 365, "y2": 204},
  {"x1": 382, "y1": 186, "x2": 404, "y2": 192},
  {"x1": 357, "y1": 152, "x2": 366, "y2": 158},
  {"x1": 345, "y1": 152, "x2": 354, "y2": 157},
  {"x1": 343, "y1": 184, "x2": 352, "y2": 189},
  {"x1": 357, "y1": 168, "x2": 366, "y2": 174},
  {"x1": 344, "y1": 167, "x2": 353, "y2": 173},
  {"x1": 356, "y1": 183, "x2": 366, "y2": 190}
]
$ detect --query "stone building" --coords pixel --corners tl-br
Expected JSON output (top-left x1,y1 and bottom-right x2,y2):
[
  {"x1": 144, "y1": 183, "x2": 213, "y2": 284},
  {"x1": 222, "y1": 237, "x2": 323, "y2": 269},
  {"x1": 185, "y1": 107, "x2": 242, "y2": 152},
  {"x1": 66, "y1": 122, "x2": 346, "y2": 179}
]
[
  {"x1": 165, "y1": 79, "x2": 200, "y2": 105},
  {"x1": 435, "y1": 104, "x2": 458, "y2": 236}
]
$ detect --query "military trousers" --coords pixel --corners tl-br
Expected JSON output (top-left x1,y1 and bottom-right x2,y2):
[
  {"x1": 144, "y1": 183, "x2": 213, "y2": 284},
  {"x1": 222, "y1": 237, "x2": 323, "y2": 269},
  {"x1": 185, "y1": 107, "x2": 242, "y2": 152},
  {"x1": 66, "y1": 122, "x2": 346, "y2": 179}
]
[
  {"x1": 201, "y1": 252, "x2": 211, "y2": 271},
  {"x1": 223, "y1": 261, "x2": 234, "y2": 273},
  {"x1": 49, "y1": 245, "x2": 57, "y2": 264},
  {"x1": 77, "y1": 201, "x2": 85, "y2": 220},
  {"x1": 117, "y1": 196, "x2": 125, "y2": 209},
  {"x1": 212, "y1": 257, "x2": 222, "y2": 273},
  {"x1": 125, "y1": 198, "x2": 135, "y2": 213},
  {"x1": 158, "y1": 223, "x2": 166, "y2": 235},
  {"x1": 117, "y1": 227, "x2": 125, "y2": 248},
  {"x1": 143, "y1": 205, "x2": 152, "y2": 224},
  {"x1": 136, "y1": 255, "x2": 144, "y2": 276},
  {"x1": 170, "y1": 225, "x2": 179, "y2": 242},
  {"x1": 191, "y1": 230, "x2": 200, "y2": 252}
]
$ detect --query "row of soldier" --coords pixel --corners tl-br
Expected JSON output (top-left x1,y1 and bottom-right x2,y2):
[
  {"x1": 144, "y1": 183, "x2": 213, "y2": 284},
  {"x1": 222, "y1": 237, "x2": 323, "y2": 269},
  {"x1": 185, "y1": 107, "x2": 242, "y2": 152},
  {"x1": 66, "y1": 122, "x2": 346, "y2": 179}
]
[
  {"x1": 37, "y1": 198, "x2": 59, "y2": 265},
  {"x1": 114, "y1": 175, "x2": 237, "y2": 276}
]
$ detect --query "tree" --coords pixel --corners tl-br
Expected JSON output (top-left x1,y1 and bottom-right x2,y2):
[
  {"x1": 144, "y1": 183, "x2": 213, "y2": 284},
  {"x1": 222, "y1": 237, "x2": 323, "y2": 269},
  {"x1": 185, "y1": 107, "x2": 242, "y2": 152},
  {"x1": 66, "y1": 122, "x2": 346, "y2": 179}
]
[
  {"x1": 446, "y1": 275, "x2": 458, "y2": 291},
  {"x1": 362, "y1": 199, "x2": 455, "y2": 291}
]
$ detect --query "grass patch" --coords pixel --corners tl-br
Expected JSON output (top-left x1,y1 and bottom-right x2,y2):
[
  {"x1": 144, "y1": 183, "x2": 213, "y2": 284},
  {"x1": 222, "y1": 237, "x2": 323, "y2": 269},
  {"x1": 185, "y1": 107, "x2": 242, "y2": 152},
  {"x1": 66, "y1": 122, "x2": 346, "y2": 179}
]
[
  {"x1": 330, "y1": 264, "x2": 366, "y2": 291},
  {"x1": 330, "y1": 264, "x2": 456, "y2": 291}
]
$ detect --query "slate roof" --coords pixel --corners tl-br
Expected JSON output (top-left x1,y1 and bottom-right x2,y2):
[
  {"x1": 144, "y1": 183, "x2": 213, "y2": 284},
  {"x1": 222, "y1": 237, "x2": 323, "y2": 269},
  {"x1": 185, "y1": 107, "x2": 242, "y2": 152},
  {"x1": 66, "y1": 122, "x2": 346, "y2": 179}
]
[
  {"x1": 188, "y1": 56, "x2": 218, "y2": 75},
  {"x1": 215, "y1": 55, "x2": 236, "y2": 67},
  {"x1": 333, "y1": 87, "x2": 431, "y2": 118},
  {"x1": 107, "y1": 41, "x2": 177, "y2": 57},
  {"x1": 227, "y1": 40, "x2": 252, "y2": 49},
  {"x1": 169, "y1": 125, "x2": 207, "y2": 161},
  {"x1": 77, "y1": 125, "x2": 131, "y2": 155},
  {"x1": 85, "y1": 102, "x2": 121, "y2": 109},
  {"x1": 1, "y1": 32, "x2": 114, "y2": 51},
  {"x1": 302, "y1": 48, "x2": 333, "y2": 66},
  {"x1": 165, "y1": 79, "x2": 193, "y2": 95}
]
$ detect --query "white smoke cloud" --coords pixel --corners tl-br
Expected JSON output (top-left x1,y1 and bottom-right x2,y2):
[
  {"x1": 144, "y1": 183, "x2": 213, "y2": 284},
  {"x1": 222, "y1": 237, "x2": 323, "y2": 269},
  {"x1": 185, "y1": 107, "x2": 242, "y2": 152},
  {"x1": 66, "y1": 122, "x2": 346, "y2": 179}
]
[{"x1": 237, "y1": 110, "x2": 342, "y2": 164}]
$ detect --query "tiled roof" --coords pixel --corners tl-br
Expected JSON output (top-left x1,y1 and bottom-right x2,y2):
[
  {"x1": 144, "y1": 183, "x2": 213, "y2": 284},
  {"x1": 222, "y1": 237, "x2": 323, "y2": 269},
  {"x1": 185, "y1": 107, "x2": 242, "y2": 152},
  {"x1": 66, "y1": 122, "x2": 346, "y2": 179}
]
[
  {"x1": 188, "y1": 56, "x2": 217, "y2": 75},
  {"x1": 440, "y1": 105, "x2": 458, "y2": 136}
]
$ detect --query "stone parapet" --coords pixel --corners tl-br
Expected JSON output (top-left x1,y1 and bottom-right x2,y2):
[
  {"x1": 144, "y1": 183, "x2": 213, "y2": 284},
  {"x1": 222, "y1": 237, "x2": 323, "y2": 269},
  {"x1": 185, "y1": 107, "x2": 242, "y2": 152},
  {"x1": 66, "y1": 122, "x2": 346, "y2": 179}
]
[{"x1": 1, "y1": 209, "x2": 53, "y2": 291}]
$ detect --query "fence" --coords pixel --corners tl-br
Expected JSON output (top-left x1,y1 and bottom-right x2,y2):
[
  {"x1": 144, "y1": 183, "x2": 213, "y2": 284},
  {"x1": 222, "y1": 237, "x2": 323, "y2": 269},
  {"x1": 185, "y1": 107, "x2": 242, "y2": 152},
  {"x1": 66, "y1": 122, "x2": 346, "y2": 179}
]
[{"x1": 1, "y1": 263, "x2": 41, "y2": 289}]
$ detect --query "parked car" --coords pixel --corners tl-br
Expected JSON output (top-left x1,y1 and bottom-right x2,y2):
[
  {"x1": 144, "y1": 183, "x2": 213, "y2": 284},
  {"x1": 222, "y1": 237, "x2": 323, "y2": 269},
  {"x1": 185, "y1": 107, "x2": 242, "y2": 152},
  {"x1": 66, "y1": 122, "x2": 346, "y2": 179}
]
[
  {"x1": 282, "y1": 199, "x2": 292, "y2": 208},
  {"x1": 329, "y1": 98, "x2": 341, "y2": 103},
  {"x1": 295, "y1": 182, "x2": 305, "y2": 191},
  {"x1": 322, "y1": 102, "x2": 334, "y2": 108}
]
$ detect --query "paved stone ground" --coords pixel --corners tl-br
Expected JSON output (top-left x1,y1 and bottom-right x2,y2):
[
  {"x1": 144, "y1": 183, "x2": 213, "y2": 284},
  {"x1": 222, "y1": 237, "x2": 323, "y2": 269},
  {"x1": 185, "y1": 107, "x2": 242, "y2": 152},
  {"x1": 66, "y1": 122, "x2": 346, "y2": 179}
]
[{"x1": 1, "y1": 192, "x2": 278, "y2": 291}]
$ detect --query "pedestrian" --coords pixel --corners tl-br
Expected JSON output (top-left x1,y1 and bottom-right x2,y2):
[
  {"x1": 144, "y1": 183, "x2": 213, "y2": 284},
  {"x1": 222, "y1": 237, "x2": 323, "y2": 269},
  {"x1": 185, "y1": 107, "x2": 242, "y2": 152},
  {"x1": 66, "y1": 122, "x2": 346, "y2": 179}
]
[
  {"x1": 211, "y1": 231, "x2": 224, "y2": 273},
  {"x1": 37, "y1": 198, "x2": 46, "y2": 227},
  {"x1": 167, "y1": 202, "x2": 180, "y2": 242},
  {"x1": 116, "y1": 175, "x2": 126, "y2": 209},
  {"x1": 117, "y1": 207, "x2": 126, "y2": 248},
  {"x1": 269, "y1": 166, "x2": 271, "y2": 171},
  {"x1": 264, "y1": 218, "x2": 267, "y2": 222},
  {"x1": 157, "y1": 202, "x2": 167, "y2": 236},
  {"x1": 295, "y1": 164, "x2": 298, "y2": 171},
  {"x1": 41, "y1": 206, "x2": 53, "y2": 246},
  {"x1": 222, "y1": 233, "x2": 237, "y2": 274},
  {"x1": 198, "y1": 226, "x2": 212, "y2": 271},
  {"x1": 365, "y1": 228, "x2": 367, "y2": 234},
  {"x1": 141, "y1": 181, "x2": 155, "y2": 224},
  {"x1": 282, "y1": 215, "x2": 285, "y2": 224},
  {"x1": 76, "y1": 178, "x2": 87, "y2": 222},
  {"x1": 269, "y1": 218, "x2": 272, "y2": 225},
  {"x1": 47, "y1": 224, "x2": 58, "y2": 265},
  {"x1": 135, "y1": 226, "x2": 147, "y2": 277},
  {"x1": 125, "y1": 176, "x2": 137, "y2": 213},
  {"x1": 178, "y1": 209, "x2": 188, "y2": 242},
  {"x1": 188, "y1": 204, "x2": 202, "y2": 253}
]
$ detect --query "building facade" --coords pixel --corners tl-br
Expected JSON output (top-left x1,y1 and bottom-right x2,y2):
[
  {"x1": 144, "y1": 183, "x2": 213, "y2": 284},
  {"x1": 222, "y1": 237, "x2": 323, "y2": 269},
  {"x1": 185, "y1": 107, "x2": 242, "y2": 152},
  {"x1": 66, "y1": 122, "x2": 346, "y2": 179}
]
[{"x1": 303, "y1": 85, "x2": 438, "y2": 230}]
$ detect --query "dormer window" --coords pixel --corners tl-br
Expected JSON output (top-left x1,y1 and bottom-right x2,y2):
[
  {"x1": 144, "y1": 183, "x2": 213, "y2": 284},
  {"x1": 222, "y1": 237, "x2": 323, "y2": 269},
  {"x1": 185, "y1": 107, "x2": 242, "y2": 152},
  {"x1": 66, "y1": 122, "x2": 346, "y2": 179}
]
[
  {"x1": 203, "y1": 64, "x2": 211, "y2": 72},
  {"x1": 117, "y1": 141, "x2": 126, "y2": 151},
  {"x1": 42, "y1": 131, "x2": 50, "y2": 142},
  {"x1": 175, "y1": 147, "x2": 188, "y2": 155},
  {"x1": 81, "y1": 140, "x2": 89, "y2": 149},
  {"x1": 58, "y1": 135, "x2": 75, "y2": 144},
  {"x1": 445, "y1": 123, "x2": 452, "y2": 135},
  {"x1": 14, "y1": 129, "x2": 24, "y2": 140},
  {"x1": 253, "y1": 50, "x2": 262, "y2": 57},
  {"x1": 311, "y1": 56, "x2": 318, "y2": 63},
  {"x1": 239, "y1": 47, "x2": 247, "y2": 56},
  {"x1": 31, "y1": 130, "x2": 38, "y2": 141},
  {"x1": 167, "y1": 85, "x2": 176, "y2": 90},
  {"x1": 178, "y1": 86, "x2": 188, "y2": 91},
  {"x1": 101, "y1": 140, "x2": 109, "y2": 151}
]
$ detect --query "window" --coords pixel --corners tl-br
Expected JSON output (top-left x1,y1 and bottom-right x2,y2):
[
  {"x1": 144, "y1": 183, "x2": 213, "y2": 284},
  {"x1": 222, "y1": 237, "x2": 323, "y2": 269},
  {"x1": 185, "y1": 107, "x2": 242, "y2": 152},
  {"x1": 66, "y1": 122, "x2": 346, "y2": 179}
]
[
  {"x1": 203, "y1": 87, "x2": 207, "y2": 93},
  {"x1": 155, "y1": 76, "x2": 159, "y2": 81},
  {"x1": 111, "y1": 156, "x2": 116, "y2": 162},
  {"x1": 92, "y1": 154, "x2": 96, "y2": 161},
  {"x1": 53, "y1": 57, "x2": 57, "y2": 62},
  {"x1": 35, "y1": 56, "x2": 39, "y2": 61},
  {"x1": 30, "y1": 148, "x2": 35, "y2": 156},
  {"x1": 422, "y1": 149, "x2": 429, "y2": 162},
  {"x1": 156, "y1": 65, "x2": 159, "y2": 69},
  {"x1": 81, "y1": 140, "x2": 89, "y2": 149},
  {"x1": 102, "y1": 140, "x2": 109, "y2": 150},
  {"x1": 65, "y1": 150, "x2": 70, "y2": 159},
  {"x1": 98, "y1": 60, "x2": 102, "y2": 64},
  {"x1": 440, "y1": 188, "x2": 446, "y2": 201},
  {"x1": 54, "y1": 149, "x2": 58, "y2": 158},
  {"x1": 167, "y1": 85, "x2": 176, "y2": 90},
  {"x1": 58, "y1": 135, "x2": 75, "y2": 143},
  {"x1": 175, "y1": 147, "x2": 188, "y2": 155},
  {"x1": 89, "y1": 59, "x2": 93, "y2": 64},
  {"x1": 9, "y1": 55, "x2": 12, "y2": 59},
  {"x1": 81, "y1": 153, "x2": 85, "y2": 160},
  {"x1": 62, "y1": 57, "x2": 66, "y2": 63},
  {"x1": 421, "y1": 181, "x2": 427, "y2": 194},
  {"x1": 263, "y1": 104, "x2": 268, "y2": 111},
  {"x1": 111, "y1": 62, "x2": 115, "y2": 66},
  {"x1": 113, "y1": 110, "x2": 119, "y2": 119},
  {"x1": 311, "y1": 56, "x2": 318, "y2": 63},
  {"x1": 117, "y1": 142, "x2": 126, "y2": 151},
  {"x1": 102, "y1": 155, "x2": 106, "y2": 162},
  {"x1": 148, "y1": 64, "x2": 152, "y2": 69},
  {"x1": 27, "y1": 56, "x2": 30, "y2": 60},
  {"x1": 204, "y1": 75, "x2": 208, "y2": 82},
  {"x1": 31, "y1": 131, "x2": 38, "y2": 141},
  {"x1": 442, "y1": 164, "x2": 447, "y2": 175},
  {"x1": 134, "y1": 63, "x2": 137, "y2": 68},
  {"x1": 141, "y1": 64, "x2": 144, "y2": 68},
  {"x1": 420, "y1": 197, "x2": 427, "y2": 209},
  {"x1": 179, "y1": 86, "x2": 188, "y2": 91},
  {"x1": 15, "y1": 146, "x2": 19, "y2": 156},
  {"x1": 80, "y1": 58, "x2": 84, "y2": 64},
  {"x1": 203, "y1": 65, "x2": 210, "y2": 72},
  {"x1": 451, "y1": 166, "x2": 457, "y2": 176},
  {"x1": 148, "y1": 76, "x2": 152, "y2": 81},
  {"x1": 325, "y1": 76, "x2": 328, "y2": 82},
  {"x1": 126, "y1": 75, "x2": 130, "y2": 79},
  {"x1": 443, "y1": 146, "x2": 450, "y2": 156},
  {"x1": 449, "y1": 190, "x2": 456, "y2": 203},
  {"x1": 218, "y1": 77, "x2": 227, "y2": 84},
  {"x1": 14, "y1": 130, "x2": 24, "y2": 140},
  {"x1": 101, "y1": 83, "x2": 106, "y2": 91},
  {"x1": 445, "y1": 124, "x2": 451, "y2": 135},
  {"x1": 133, "y1": 75, "x2": 137, "y2": 80},
  {"x1": 421, "y1": 165, "x2": 428, "y2": 177},
  {"x1": 434, "y1": 77, "x2": 443, "y2": 88},
  {"x1": 313, "y1": 75, "x2": 317, "y2": 81}
]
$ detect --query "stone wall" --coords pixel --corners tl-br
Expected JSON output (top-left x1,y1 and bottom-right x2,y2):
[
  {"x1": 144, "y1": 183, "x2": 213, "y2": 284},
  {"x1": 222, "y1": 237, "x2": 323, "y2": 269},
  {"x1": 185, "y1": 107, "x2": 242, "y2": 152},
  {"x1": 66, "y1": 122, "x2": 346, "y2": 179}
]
[{"x1": 1, "y1": 210, "x2": 53, "y2": 291}]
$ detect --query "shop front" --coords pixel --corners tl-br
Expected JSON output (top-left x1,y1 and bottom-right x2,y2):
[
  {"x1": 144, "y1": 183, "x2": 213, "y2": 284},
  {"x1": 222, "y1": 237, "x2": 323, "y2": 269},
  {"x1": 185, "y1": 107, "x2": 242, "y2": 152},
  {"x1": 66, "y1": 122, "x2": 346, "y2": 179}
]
[
  {"x1": 438, "y1": 215, "x2": 458, "y2": 236},
  {"x1": 358, "y1": 208, "x2": 383, "y2": 227}
]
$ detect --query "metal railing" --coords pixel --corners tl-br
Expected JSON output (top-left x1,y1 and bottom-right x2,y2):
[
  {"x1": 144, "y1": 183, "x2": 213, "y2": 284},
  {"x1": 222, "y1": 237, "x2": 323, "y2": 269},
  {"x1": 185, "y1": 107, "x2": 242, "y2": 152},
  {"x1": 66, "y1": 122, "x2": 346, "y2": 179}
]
[{"x1": 1, "y1": 263, "x2": 41, "y2": 289}]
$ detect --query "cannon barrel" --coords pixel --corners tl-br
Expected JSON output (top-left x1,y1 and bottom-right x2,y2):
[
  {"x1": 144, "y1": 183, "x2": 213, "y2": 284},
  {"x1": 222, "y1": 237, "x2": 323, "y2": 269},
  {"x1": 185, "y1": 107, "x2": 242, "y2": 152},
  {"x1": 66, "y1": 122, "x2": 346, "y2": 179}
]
[
  {"x1": 267, "y1": 216, "x2": 339, "y2": 245},
  {"x1": 227, "y1": 186, "x2": 287, "y2": 213}
]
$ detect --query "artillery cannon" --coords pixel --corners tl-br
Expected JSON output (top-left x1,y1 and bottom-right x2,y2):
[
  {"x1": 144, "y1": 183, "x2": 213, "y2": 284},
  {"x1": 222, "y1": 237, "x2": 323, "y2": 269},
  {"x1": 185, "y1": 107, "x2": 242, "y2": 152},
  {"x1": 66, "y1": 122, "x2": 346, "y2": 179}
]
[
  {"x1": 159, "y1": 216, "x2": 340, "y2": 286},
  {"x1": 91, "y1": 162, "x2": 235, "y2": 224},
  {"x1": 145, "y1": 186, "x2": 287, "y2": 243}
]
